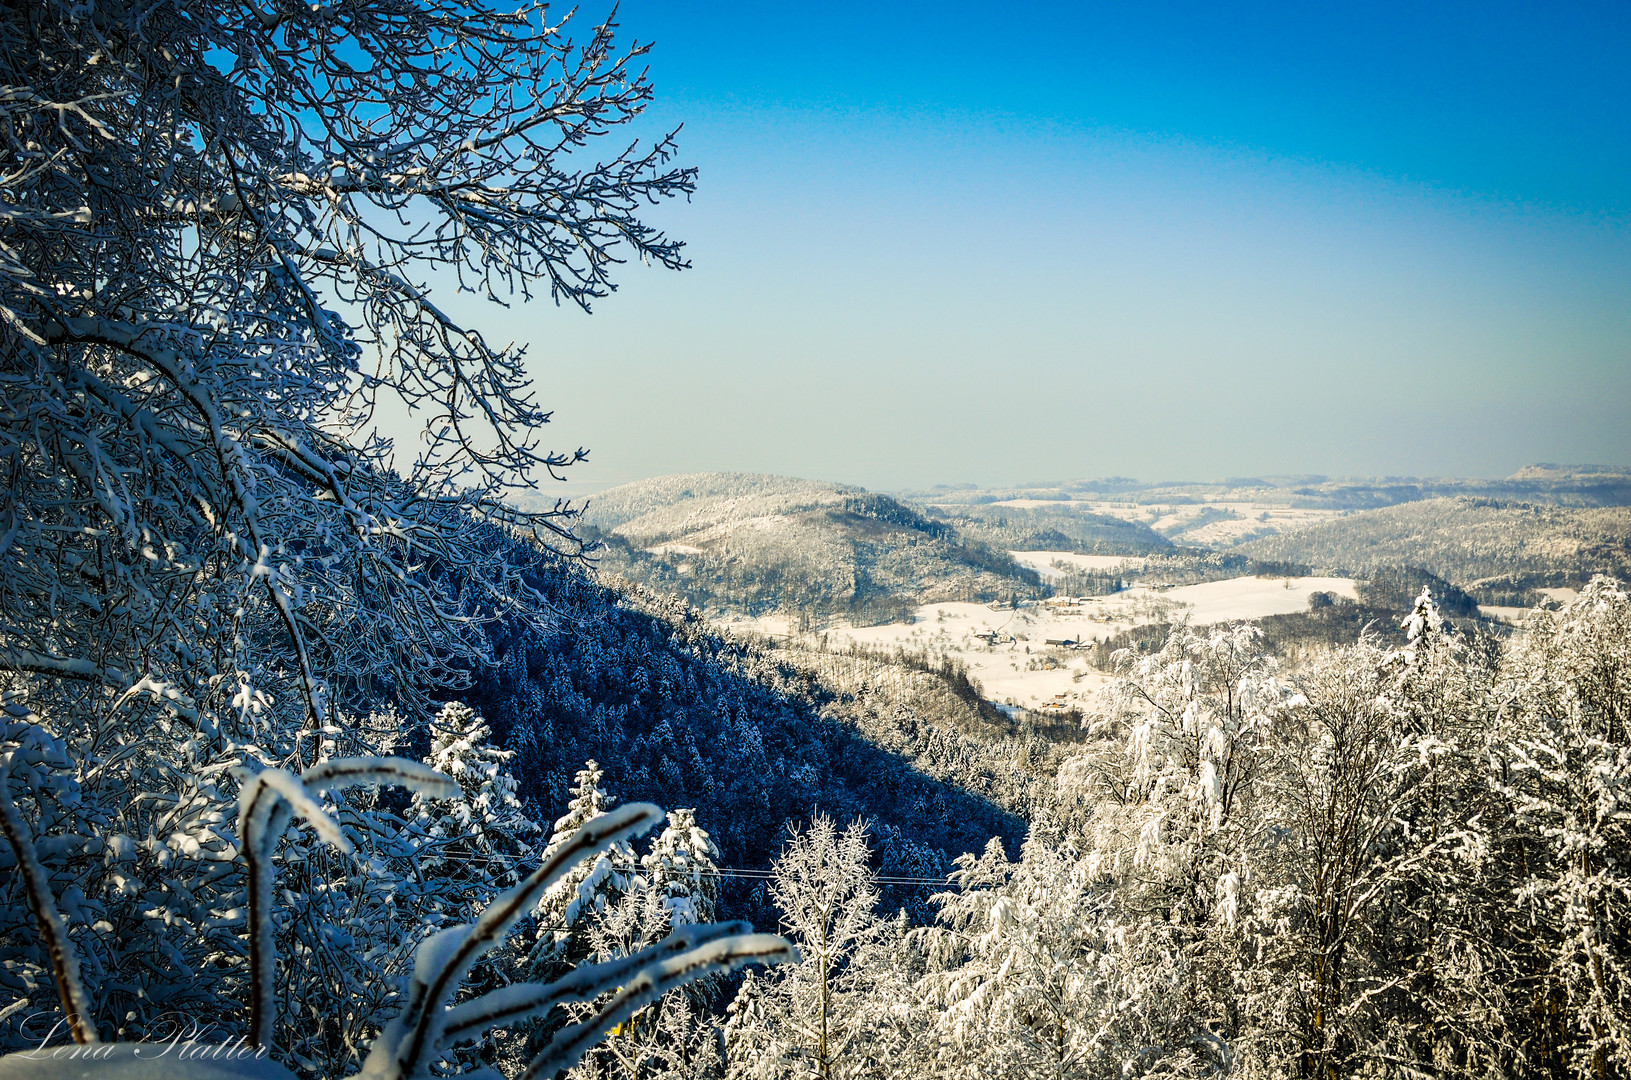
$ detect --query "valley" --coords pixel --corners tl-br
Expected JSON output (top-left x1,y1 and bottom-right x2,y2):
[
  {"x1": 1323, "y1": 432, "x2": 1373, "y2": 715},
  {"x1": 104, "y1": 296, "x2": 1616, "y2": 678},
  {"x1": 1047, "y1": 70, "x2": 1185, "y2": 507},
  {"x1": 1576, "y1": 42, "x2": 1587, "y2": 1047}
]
[
  {"x1": 580, "y1": 467, "x2": 1631, "y2": 719},
  {"x1": 723, "y1": 572, "x2": 1360, "y2": 711}
]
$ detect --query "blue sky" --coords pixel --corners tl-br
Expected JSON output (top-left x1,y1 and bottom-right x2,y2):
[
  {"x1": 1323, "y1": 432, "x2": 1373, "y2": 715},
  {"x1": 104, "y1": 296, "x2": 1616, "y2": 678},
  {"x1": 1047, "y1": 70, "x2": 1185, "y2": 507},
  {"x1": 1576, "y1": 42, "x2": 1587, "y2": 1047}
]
[{"x1": 452, "y1": 1, "x2": 1631, "y2": 490}]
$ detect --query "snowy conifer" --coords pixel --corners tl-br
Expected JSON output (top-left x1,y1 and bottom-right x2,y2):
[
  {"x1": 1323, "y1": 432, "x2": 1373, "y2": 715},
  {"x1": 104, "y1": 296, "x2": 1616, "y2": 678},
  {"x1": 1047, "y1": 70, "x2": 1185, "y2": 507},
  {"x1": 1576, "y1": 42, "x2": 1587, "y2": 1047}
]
[
  {"x1": 533, "y1": 763, "x2": 636, "y2": 952},
  {"x1": 642, "y1": 810, "x2": 722, "y2": 928},
  {"x1": 412, "y1": 702, "x2": 539, "y2": 889}
]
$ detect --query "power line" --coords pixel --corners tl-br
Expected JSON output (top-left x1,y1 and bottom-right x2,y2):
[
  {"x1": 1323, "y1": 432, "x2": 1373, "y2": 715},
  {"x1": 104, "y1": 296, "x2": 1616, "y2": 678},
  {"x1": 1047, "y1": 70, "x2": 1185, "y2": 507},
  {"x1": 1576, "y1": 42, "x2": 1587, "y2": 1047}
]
[
  {"x1": 701, "y1": 867, "x2": 952, "y2": 888},
  {"x1": 382, "y1": 849, "x2": 954, "y2": 888}
]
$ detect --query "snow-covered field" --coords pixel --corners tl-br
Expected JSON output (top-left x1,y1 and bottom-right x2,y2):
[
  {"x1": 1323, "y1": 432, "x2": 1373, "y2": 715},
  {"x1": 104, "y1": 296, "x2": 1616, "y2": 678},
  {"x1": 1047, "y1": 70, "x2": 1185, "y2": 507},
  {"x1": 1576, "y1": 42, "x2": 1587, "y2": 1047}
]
[
  {"x1": 1480, "y1": 587, "x2": 1581, "y2": 625},
  {"x1": 1008, "y1": 551, "x2": 1146, "y2": 578},
  {"x1": 1082, "y1": 500, "x2": 1349, "y2": 545},
  {"x1": 720, "y1": 574, "x2": 1358, "y2": 712}
]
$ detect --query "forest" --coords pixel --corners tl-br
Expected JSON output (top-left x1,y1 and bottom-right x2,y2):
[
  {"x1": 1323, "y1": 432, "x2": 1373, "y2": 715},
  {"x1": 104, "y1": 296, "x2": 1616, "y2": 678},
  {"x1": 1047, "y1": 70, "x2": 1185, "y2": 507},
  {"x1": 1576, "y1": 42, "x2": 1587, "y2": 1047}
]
[
  {"x1": 1236, "y1": 498, "x2": 1631, "y2": 590},
  {"x1": 1, "y1": 2, "x2": 1629, "y2": 1080}
]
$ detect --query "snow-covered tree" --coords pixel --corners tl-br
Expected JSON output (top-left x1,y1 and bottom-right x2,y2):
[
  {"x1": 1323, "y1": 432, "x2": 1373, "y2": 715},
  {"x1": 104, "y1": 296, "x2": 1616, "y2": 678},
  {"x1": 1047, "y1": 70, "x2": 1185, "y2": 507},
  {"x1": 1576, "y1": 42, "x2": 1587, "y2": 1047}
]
[
  {"x1": 0, "y1": 692, "x2": 246, "y2": 1045},
  {"x1": 1070, "y1": 623, "x2": 1289, "y2": 1066},
  {"x1": 555, "y1": 807, "x2": 724, "y2": 1080},
  {"x1": 724, "y1": 817, "x2": 888, "y2": 1080},
  {"x1": 1237, "y1": 644, "x2": 1449, "y2": 1076},
  {"x1": 530, "y1": 763, "x2": 637, "y2": 967},
  {"x1": 0, "y1": 0, "x2": 701, "y2": 1059},
  {"x1": 412, "y1": 702, "x2": 540, "y2": 889},
  {"x1": 1490, "y1": 577, "x2": 1631, "y2": 1076},
  {"x1": 2, "y1": 0, "x2": 695, "y2": 755},
  {"x1": 916, "y1": 832, "x2": 1205, "y2": 1080},
  {"x1": 565, "y1": 886, "x2": 725, "y2": 1080},
  {"x1": 642, "y1": 809, "x2": 723, "y2": 929}
]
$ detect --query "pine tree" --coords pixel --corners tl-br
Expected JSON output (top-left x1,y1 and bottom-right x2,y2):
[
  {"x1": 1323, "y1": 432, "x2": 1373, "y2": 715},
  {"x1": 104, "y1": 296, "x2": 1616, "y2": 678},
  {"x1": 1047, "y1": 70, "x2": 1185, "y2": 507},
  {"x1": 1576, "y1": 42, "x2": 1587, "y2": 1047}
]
[
  {"x1": 543, "y1": 763, "x2": 637, "y2": 927},
  {"x1": 642, "y1": 809, "x2": 723, "y2": 928},
  {"x1": 412, "y1": 701, "x2": 540, "y2": 889}
]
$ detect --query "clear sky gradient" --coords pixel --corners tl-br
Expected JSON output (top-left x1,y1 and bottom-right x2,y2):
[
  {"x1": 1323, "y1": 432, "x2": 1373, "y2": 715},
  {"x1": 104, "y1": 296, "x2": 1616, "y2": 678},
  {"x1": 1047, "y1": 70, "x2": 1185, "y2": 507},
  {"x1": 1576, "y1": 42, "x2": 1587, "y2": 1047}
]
[{"x1": 442, "y1": 1, "x2": 1631, "y2": 491}]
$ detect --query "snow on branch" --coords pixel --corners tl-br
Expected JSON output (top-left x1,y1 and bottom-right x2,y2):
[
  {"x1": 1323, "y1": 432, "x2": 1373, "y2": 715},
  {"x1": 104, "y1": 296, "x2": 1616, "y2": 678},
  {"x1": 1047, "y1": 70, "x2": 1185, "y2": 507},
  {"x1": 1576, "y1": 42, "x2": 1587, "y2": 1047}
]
[
  {"x1": 0, "y1": 743, "x2": 96, "y2": 1044},
  {"x1": 237, "y1": 757, "x2": 459, "y2": 1050},
  {"x1": 439, "y1": 920, "x2": 752, "y2": 1043},
  {"x1": 516, "y1": 932, "x2": 797, "y2": 1080},
  {"x1": 362, "y1": 803, "x2": 666, "y2": 1080}
]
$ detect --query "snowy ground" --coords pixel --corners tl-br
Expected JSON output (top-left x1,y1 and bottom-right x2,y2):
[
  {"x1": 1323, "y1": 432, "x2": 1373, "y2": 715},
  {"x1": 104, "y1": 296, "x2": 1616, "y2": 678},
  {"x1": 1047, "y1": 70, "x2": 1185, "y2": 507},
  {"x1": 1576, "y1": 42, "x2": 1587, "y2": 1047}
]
[
  {"x1": 1480, "y1": 587, "x2": 1580, "y2": 625},
  {"x1": 719, "y1": 573, "x2": 1358, "y2": 712},
  {"x1": 1007, "y1": 551, "x2": 1147, "y2": 579}
]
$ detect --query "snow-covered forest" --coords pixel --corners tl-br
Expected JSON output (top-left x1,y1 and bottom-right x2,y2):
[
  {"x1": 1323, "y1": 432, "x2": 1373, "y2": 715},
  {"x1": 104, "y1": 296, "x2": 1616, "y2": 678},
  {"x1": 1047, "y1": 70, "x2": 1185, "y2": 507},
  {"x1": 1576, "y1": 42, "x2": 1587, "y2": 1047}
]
[{"x1": 2, "y1": 1, "x2": 1630, "y2": 1079}]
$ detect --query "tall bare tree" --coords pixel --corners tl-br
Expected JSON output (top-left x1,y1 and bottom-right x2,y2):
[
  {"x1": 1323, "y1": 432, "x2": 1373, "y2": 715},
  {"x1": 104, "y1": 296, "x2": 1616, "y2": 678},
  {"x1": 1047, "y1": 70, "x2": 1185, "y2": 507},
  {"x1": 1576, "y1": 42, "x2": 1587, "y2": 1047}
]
[
  {"x1": 0, "y1": 0, "x2": 696, "y2": 1049},
  {"x1": 0, "y1": 0, "x2": 695, "y2": 745}
]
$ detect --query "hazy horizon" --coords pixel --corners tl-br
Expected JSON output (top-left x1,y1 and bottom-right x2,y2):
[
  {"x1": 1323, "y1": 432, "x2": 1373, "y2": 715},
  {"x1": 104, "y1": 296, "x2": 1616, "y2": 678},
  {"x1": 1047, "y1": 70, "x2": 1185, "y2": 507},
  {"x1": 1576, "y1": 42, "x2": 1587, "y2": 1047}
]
[
  {"x1": 529, "y1": 462, "x2": 1631, "y2": 504},
  {"x1": 416, "y1": 1, "x2": 1630, "y2": 492}
]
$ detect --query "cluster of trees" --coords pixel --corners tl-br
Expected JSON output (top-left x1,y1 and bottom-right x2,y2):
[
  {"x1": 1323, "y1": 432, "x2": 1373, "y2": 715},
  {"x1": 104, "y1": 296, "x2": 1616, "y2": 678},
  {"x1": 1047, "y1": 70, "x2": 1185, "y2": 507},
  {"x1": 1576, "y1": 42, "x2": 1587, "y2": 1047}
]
[
  {"x1": 712, "y1": 581, "x2": 1630, "y2": 1079},
  {"x1": 1354, "y1": 566, "x2": 1480, "y2": 619},
  {"x1": 925, "y1": 504, "x2": 1171, "y2": 557}
]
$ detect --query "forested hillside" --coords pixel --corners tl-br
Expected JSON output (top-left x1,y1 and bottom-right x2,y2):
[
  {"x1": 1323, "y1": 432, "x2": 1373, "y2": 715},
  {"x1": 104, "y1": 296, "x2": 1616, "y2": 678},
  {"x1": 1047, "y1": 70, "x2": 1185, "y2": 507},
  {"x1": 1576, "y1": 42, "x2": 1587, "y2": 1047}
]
[
  {"x1": 924, "y1": 501, "x2": 1173, "y2": 554},
  {"x1": 574, "y1": 473, "x2": 1043, "y2": 623},
  {"x1": 466, "y1": 564, "x2": 1038, "y2": 929},
  {"x1": 1236, "y1": 497, "x2": 1631, "y2": 588}
]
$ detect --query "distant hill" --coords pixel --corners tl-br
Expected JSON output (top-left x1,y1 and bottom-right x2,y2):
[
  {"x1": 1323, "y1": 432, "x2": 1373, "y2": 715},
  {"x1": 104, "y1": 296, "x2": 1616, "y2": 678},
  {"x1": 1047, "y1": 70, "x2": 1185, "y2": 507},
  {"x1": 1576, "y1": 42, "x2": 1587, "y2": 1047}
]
[
  {"x1": 573, "y1": 472, "x2": 1043, "y2": 624},
  {"x1": 905, "y1": 466, "x2": 1631, "y2": 511},
  {"x1": 923, "y1": 502, "x2": 1173, "y2": 555},
  {"x1": 1234, "y1": 497, "x2": 1631, "y2": 590},
  {"x1": 579, "y1": 472, "x2": 860, "y2": 539},
  {"x1": 901, "y1": 466, "x2": 1631, "y2": 551}
]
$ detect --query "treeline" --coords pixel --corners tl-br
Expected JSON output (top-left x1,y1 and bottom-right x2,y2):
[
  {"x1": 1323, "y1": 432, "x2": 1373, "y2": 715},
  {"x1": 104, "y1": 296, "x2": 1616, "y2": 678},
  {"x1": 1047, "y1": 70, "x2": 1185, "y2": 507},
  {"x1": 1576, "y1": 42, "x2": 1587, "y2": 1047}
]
[{"x1": 924, "y1": 502, "x2": 1172, "y2": 556}]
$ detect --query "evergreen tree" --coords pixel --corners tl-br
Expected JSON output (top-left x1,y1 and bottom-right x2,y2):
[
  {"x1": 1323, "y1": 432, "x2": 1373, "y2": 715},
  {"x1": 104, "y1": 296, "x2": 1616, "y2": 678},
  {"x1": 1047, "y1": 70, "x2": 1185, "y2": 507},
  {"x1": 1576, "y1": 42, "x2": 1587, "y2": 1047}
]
[
  {"x1": 643, "y1": 809, "x2": 723, "y2": 928},
  {"x1": 412, "y1": 701, "x2": 540, "y2": 888}
]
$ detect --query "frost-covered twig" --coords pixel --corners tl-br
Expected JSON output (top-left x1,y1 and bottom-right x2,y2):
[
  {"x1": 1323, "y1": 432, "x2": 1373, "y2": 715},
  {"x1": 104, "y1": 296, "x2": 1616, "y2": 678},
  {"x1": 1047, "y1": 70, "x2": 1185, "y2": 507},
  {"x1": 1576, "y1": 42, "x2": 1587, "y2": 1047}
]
[
  {"x1": 0, "y1": 759, "x2": 96, "y2": 1044},
  {"x1": 363, "y1": 803, "x2": 666, "y2": 1080},
  {"x1": 517, "y1": 933, "x2": 797, "y2": 1080},
  {"x1": 439, "y1": 920, "x2": 752, "y2": 1044},
  {"x1": 239, "y1": 756, "x2": 459, "y2": 1049}
]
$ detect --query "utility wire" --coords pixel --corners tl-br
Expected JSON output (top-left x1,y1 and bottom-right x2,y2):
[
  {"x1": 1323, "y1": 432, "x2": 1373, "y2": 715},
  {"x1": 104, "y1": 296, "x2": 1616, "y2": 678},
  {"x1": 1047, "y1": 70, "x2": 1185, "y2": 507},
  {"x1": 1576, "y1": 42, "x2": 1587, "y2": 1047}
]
[{"x1": 423, "y1": 851, "x2": 953, "y2": 888}]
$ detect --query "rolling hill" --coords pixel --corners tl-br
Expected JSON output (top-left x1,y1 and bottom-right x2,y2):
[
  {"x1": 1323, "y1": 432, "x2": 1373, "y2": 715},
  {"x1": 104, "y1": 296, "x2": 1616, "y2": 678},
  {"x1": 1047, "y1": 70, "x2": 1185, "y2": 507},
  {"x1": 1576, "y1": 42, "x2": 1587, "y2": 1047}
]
[
  {"x1": 574, "y1": 473, "x2": 1044, "y2": 624},
  {"x1": 922, "y1": 501, "x2": 1174, "y2": 554},
  {"x1": 1234, "y1": 497, "x2": 1631, "y2": 592}
]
